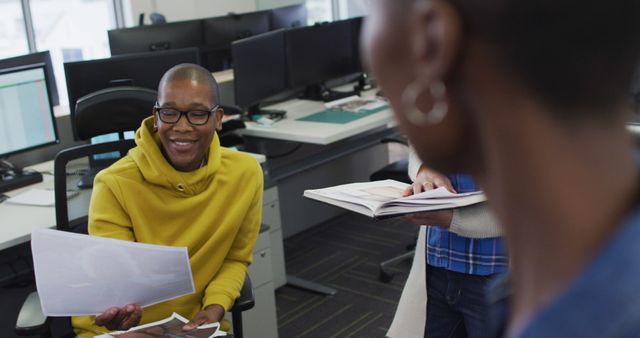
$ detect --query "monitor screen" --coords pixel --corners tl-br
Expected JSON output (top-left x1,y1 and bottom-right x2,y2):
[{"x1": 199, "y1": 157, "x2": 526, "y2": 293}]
[
  {"x1": 108, "y1": 20, "x2": 203, "y2": 55},
  {"x1": 270, "y1": 4, "x2": 307, "y2": 29},
  {"x1": 232, "y1": 30, "x2": 287, "y2": 109},
  {"x1": 285, "y1": 20, "x2": 356, "y2": 88},
  {"x1": 64, "y1": 48, "x2": 200, "y2": 140},
  {"x1": 0, "y1": 64, "x2": 58, "y2": 158},
  {"x1": 349, "y1": 16, "x2": 364, "y2": 74},
  {"x1": 202, "y1": 11, "x2": 271, "y2": 71},
  {"x1": 0, "y1": 51, "x2": 59, "y2": 106}
]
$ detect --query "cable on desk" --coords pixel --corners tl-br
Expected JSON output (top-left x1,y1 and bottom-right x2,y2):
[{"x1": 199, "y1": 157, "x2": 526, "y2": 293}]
[
  {"x1": 265, "y1": 143, "x2": 303, "y2": 160},
  {"x1": 66, "y1": 168, "x2": 89, "y2": 177}
]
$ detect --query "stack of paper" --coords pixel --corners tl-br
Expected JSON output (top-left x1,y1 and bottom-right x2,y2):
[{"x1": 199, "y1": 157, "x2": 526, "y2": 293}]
[{"x1": 6, "y1": 188, "x2": 55, "y2": 206}]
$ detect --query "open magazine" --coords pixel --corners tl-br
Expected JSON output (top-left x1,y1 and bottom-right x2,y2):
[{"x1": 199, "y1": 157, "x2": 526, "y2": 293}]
[
  {"x1": 303, "y1": 179, "x2": 486, "y2": 219},
  {"x1": 96, "y1": 312, "x2": 229, "y2": 338}
]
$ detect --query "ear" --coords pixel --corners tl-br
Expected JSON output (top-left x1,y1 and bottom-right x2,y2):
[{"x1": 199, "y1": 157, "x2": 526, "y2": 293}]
[
  {"x1": 408, "y1": 0, "x2": 463, "y2": 82},
  {"x1": 214, "y1": 108, "x2": 224, "y2": 131},
  {"x1": 152, "y1": 113, "x2": 158, "y2": 131}
]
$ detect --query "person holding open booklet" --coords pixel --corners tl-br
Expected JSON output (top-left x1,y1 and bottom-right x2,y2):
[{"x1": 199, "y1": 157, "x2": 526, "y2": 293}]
[{"x1": 402, "y1": 148, "x2": 507, "y2": 338}]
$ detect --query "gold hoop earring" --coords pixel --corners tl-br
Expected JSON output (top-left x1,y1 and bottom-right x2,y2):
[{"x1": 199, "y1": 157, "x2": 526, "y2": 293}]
[{"x1": 401, "y1": 80, "x2": 448, "y2": 126}]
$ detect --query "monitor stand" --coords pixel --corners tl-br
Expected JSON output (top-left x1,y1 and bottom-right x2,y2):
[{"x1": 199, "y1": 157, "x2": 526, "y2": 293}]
[
  {"x1": 300, "y1": 83, "x2": 357, "y2": 102},
  {"x1": 0, "y1": 160, "x2": 43, "y2": 193},
  {"x1": 77, "y1": 160, "x2": 116, "y2": 190},
  {"x1": 353, "y1": 73, "x2": 374, "y2": 93},
  {"x1": 77, "y1": 168, "x2": 101, "y2": 189}
]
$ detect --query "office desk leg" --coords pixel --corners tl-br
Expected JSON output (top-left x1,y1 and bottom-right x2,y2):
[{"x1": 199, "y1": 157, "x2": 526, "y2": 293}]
[{"x1": 286, "y1": 275, "x2": 337, "y2": 296}]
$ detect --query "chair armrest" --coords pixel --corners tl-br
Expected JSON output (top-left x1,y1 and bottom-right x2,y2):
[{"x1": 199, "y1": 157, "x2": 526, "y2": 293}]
[
  {"x1": 230, "y1": 275, "x2": 255, "y2": 313},
  {"x1": 380, "y1": 137, "x2": 408, "y2": 146},
  {"x1": 15, "y1": 291, "x2": 51, "y2": 336}
]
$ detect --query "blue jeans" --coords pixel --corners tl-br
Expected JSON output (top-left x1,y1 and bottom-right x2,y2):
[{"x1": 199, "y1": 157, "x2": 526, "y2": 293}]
[{"x1": 425, "y1": 265, "x2": 494, "y2": 338}]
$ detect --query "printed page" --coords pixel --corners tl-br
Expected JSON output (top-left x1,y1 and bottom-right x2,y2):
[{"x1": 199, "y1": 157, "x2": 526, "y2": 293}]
[
  {"x1": 305, "y1": 180, "x2": 409, "y2": 212},
  {"x1": 325, "y1": 95, "x2": 388, "y2": 113},
  {"x1": 97, "y1": 313, "x2": 228, "y2": 338},
  {"x1": 31, "y1": 228, "x2": 195, "y2": 316},
  {"x1": 304, "y1": 180, "x2": 486, "y2": 217},
  {"x1": 6, "y1": 188, "x2": 55, "y2": 206}
]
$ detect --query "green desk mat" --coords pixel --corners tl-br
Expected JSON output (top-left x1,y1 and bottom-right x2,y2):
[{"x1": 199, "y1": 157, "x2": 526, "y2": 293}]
[{"x1": 297, "y1": 106, "x2": 388, "y2": 124}]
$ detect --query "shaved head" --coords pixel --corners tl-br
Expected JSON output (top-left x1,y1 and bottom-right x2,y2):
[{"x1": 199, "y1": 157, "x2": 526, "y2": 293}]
[{"x1": 158, "y1": 63, "x2": 220, "y2": 104}]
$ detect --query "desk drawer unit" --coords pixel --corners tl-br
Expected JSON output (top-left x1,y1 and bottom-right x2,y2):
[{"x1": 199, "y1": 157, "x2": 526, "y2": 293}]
[{"x1": 262, "y1": 186, "x2": 286, "y2": 288}]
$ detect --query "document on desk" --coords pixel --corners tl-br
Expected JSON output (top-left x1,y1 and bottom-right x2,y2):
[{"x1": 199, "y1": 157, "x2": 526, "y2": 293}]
[
  {"x1": 6, "y1": 188, "x2": 55, "y2": 206},
  {"x1": 31, "y1": 228, "x2": 195, "y2": 316}
]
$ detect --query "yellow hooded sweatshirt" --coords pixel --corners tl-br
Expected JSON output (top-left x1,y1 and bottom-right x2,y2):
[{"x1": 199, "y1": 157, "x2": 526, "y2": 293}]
[{"x1": 72, "y1": 117, "x2": 263, "y2": 337}]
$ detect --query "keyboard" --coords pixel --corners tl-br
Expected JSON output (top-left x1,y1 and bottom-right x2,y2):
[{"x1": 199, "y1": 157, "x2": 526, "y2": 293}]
[{"x1": 0, "y1": 171, "x2": 43, "y2": 193}]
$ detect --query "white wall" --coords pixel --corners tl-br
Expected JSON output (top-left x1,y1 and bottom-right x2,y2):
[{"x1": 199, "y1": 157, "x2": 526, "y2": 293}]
[
  {"x1": 122, "y1": 0, "x2": 308, "y2": 27},
  {"x1": 339, "y1": 0, "x2": 368, "y2": 19},
  {"x1": 256, "y1": 0, "x2": 304, "y2": 10},
  {"x1": 122, "y1": 0, "x2": 257, "y2": 27}
]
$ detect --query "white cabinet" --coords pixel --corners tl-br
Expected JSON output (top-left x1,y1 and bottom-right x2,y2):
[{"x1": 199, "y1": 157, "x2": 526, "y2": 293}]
[
  {"x1": 227, "y1": 226, "x2": 279, "y2": 338},
  {"x1": 262, "y1": 186, "x2": 286, "y2": 288}
]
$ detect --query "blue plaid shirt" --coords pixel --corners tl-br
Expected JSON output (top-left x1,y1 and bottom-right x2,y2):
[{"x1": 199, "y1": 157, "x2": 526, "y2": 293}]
[{"x1": 426, "y1": 174, "x2": 508, "y2": 276}]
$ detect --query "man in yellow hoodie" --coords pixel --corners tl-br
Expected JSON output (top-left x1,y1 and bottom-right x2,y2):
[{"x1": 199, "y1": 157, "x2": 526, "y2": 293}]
[{"x1": 72, "y1": 63, "x2": 263, "y2": 337}]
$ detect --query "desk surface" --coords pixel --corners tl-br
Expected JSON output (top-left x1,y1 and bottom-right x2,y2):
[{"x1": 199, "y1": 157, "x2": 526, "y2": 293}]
[
  {"x1": 238, "y1": 89, "x2": 394, "y2": 145},
  {"x1": 0, "y1": 161, "x2": 57, "y2": 251}
]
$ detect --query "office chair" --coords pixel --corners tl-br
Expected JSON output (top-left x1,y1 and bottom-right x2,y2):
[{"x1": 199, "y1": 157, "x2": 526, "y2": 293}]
[
  {"x1": 149, "y1": 13, "x2": 167, "y2": 25},
  {"x1": 218, "y1": 104, "x2": 246, "y2": 148},
  {"x1": 74, "y1": 86, "x2": 157, "y2": 141},
  {"x1": 137, "y1": 12, "x2": 167, "y2": 26},
  {"x1": 369, "y1": 137, "x2": 417, "y2": 283},
  {"x1": 73, "y1": 86, "x2": 157, "y2": 189}
]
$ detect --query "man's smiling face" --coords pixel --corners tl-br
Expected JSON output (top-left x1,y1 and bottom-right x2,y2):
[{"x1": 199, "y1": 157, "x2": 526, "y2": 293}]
[{"x1": 154, "y1": 78, "x2": 221, "y2": 172}]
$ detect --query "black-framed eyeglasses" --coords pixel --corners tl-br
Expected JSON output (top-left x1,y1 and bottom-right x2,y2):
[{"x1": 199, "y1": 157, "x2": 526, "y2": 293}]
[{"x1": 153, "y1": 102, "x2": 220, "y2": 126}]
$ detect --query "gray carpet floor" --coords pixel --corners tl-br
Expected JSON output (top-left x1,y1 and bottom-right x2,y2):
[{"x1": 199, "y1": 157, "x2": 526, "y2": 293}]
[{"x1": 276, "y1": 213, "x2": 418, "y2": 338}]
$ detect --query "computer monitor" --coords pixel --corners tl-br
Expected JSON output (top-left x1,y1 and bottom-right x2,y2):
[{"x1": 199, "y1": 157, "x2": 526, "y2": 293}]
[
  {"x1": 0, "y1": 64, "x2": 58, "y2": 158},
  {"x1": 202, "y1": 11, "x2": 271, "y2": 71},
  {"x1": 270, "y1": 4, "x2": 307, "y2": 29},
  {"x1": 232, "y1": 30, "x2": 287, "y2": 116},
  {"x1": 0, "y1": 51, "x2": 60, "y2": 106},
  {"x1": 349, "y1": 16, "x2": 364, "y2": 74},
  {"x1": 285, "y1": 20, "x2": 357, "y2": 100},
  {"x1": 64, "y1": 48, "x2": 200, "y2": 140},
  {"x1": 108, "y1": 20, "x2": 203, "y2": 55}
]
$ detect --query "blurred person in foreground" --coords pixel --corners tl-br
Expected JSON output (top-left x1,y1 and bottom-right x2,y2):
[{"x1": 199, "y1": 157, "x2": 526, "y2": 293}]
[{"x1": 363, "y1": 0, "x2": 640, "y2": 337}]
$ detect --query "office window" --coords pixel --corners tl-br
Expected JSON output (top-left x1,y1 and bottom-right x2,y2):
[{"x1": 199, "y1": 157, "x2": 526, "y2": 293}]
[
  {"x1": 0, "y1": 0, "x2": 30, "y2": 59},
  {"x1": 306, "y1": 0, "x2": 332, "y2": 23},
  {"x1": 30, "y1": 0, "x2": 117, "y2": 106},
  {"x1": 337, "y1": 0, "x2": 369, "y2": 19}
]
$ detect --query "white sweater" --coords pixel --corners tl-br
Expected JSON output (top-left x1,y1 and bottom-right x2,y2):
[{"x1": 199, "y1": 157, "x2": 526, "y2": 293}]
[{"x1": 408, "y1": 147, "x2": 502, "y2": 238}]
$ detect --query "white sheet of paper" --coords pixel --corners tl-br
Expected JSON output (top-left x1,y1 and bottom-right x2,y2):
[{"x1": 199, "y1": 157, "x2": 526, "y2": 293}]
[
  {"x1": 31, "y1": 228, "x2": 195, "y2": 316},
  {"x1": 6, "y1": 188, "x2": 55, "y2": 206}
]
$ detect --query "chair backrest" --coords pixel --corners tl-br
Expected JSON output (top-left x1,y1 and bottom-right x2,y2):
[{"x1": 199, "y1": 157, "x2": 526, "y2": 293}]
[
  {"x1": 149, "y1": 13, "x2": 167, "y2": 25},
  {"x1": 74, "y1": 86, "x2": 157, "y2": 141},
  {"x1": 370, "y1": 136, "x2": 411, "y2": 183},
  {"x1": 54, "y1": 140, "x2": 136, "y2": 233}
]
